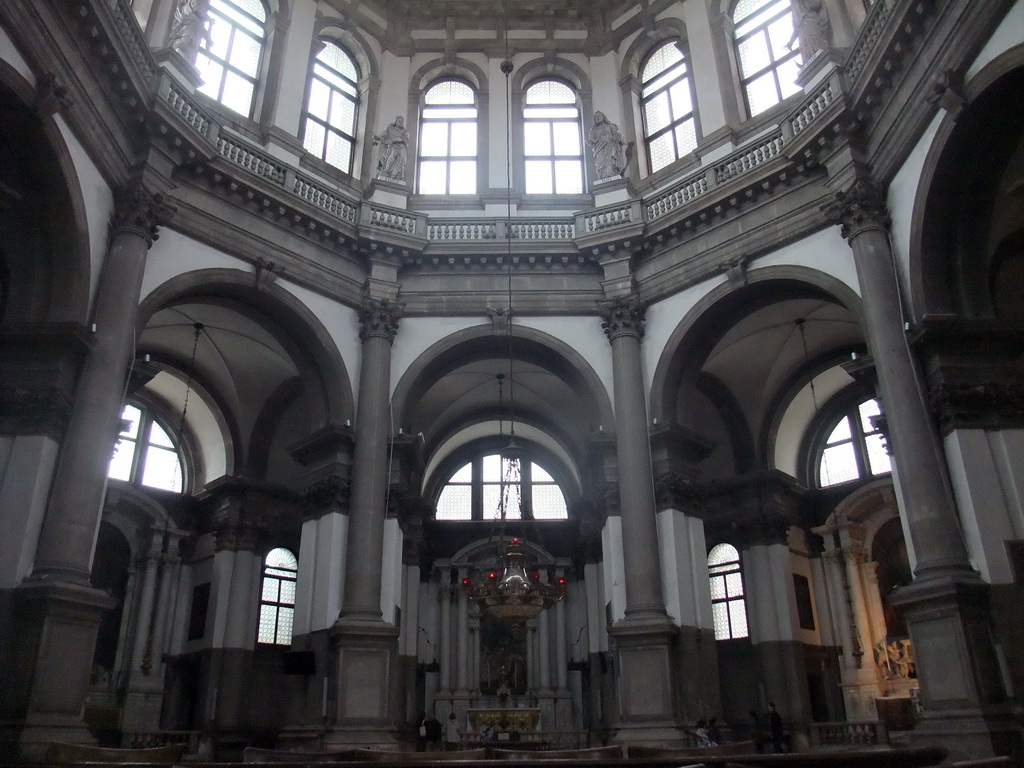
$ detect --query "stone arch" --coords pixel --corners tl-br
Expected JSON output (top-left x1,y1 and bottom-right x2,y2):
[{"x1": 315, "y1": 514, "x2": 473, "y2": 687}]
[
  {"x1": 0, "y1": 60, "x2": 90, "y2": 324},
  {"x1": 910, "y1": 44, "x2": 1024, "y2": 318}
]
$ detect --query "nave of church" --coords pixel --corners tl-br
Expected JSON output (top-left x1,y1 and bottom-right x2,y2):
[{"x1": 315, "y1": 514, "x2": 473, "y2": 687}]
[{"x1": 1, "y1": 0, "x2": 1024, "y2": 762}]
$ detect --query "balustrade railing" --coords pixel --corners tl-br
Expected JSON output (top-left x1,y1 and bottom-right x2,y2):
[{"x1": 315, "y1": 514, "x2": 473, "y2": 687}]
[
  {"x1": 808, "y1": 720, "x2": 887, "y2": 747},
  {"x1": 122, "y1": 730, "x2": 201, "y2": 752}
]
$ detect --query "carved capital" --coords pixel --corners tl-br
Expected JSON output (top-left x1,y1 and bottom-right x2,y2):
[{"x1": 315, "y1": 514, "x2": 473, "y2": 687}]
[
  {"x1": 654, "y1": 471, "x2": 705, "y2": 514},
  {"x1": 300, "y1": 475, "x2": 350, "y2": 517},
  {"x1": 930, "y1": 381, "x2": 1024, "y2": 433},
  {"x1": 358, "y1": 297, "x2": 403, "y2": 343},
  {"x1": 110, "y1": 183, "x2": 175, "y2": 246},
  {"x1": 822, "y1": 178, "x2": 891, "y2": 241},
  {"x1": 598, "y1": 294, "x2": 645, "y2": 342}
]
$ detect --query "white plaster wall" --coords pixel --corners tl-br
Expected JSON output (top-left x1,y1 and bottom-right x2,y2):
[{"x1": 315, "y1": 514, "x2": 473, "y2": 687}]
[
  {"x1": 0, "y1": 24, "x2": 33, "y2": 83},
  {"x1": 744, "y1": 542, "x2": 798, "y2": 644},
  {"x1": 142, "y1": 229, "x2": 250, "y2": 299},
  {"x1": 282, "y1": 280, "x2": 362, "y2": 399},
  {"x1": 390, "y1": 315, "x2": 483, "y2": 399},
  {"x1": 944, "y1": 429, "x2": 1024, "y2": 584},
  {"x1": 584, "y1": 561, "x2": 609, "y2": 652},
  {"x1": 209, "y1": 548, "x2": 260, "y2": 649},
  {"x1": 590, "y1": 52, "x2": 621, "y2": 123},
  {"x1": 753, "y1": 225, "x2": 859, "y2": 298},
  {"x1": 54, "y1": 112, "x2": 114, "y2": 307},
  {"x1": 657, "y1": 508, "x2": 713, "y2": 629},
  {"x1": 521, "y1": 315, "x2": 613, "y2": 409},
  {"x1": 681, "y1": 0, "x2": 727, "y2": 136},
  {"x1": 295, "y1": 511, "x2": 348, "y2": 634},
  {"x1": 645, "y1": 277, "x2": 725, "y2": 395},
  {"x1": 380, "y1": 515, "x2": 404, "y2": 623},
  {"x1": 0, "y1": 435, "x2": 59, "y2": 588},
  {"x1": 293, "y1": 516, "x2": 318, "y2": 636},
  {"x1": 808, "y1": 557, "x2": 839, "y2": 648},
  {"x1": 272, "y1": 1, "x2": 316, "y2": 136},
  {"x1": 967, "y1": 1, "x2": 1024, "y2": 81},
  {"x1": 601, "y1": 517, "x2": 627, "y2": 623}
]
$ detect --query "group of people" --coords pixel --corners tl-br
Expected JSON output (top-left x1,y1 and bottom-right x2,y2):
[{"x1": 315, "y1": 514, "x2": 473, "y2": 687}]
[
  {"x1": 691, "y1": 702, "x2": 786, "y2": 752},
  {"x1": 415, "y1": 711, "x2": 460, "y2": 752}
]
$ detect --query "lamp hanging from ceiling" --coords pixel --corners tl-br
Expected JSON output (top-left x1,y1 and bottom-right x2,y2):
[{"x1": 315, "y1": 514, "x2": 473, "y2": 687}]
[{"x1": 461, "y1": 35, "x2": 565, "y2": 627}]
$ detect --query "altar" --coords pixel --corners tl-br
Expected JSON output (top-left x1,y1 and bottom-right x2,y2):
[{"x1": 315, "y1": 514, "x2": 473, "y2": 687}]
[{"x1": 467, "y1": 708, "x2": 542, "y2": 741}]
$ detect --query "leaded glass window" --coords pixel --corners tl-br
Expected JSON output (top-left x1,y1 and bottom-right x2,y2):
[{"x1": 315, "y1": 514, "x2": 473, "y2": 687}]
[
  {"x1": 733, "y1": 0, "x2": 802, "y2": 117},
  {"x1": 258, "y1": 548, "x2": 297, "y2": 645},
  {"x1": 436, "y1": 453, "x2": 568, "y2": 521},
  {"x1": 708, "y1": 543, "x2": 748, "y2": 640},
  {"x1": 302, "y1": 41, "x2": 359, "y2": 173},
  {"x1": 524, "y1": 80, "x2": 583, "y2": 194},
  {"x1": 195, "y1": 0, "x2": 267, "y2": 117},
  {"x1": 640, "y1": 41, "x2": 698, "y2": 173},
  {"x1": 108, "y1": 403, "x2": 184, "y2": 493},
  {"x1": 818, "y1": 398, "x2": 892, "y2": 488},
  {"x1": 418, "y1": 80, "x2": 478, "y2": 195}
]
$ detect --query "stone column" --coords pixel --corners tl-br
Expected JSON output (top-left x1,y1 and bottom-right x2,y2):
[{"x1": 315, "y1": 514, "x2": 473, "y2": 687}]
[
  {"x1": 0, "y1": 183, "x2": 171, "y2": 758},
  {"x1": 329, "y1": 296, "x2": 403, "y2": 745},
  {"x1": 824, "y1": 178, "x2": 1016, "y2": 756},
  {"x1": 455, "y1": 569, "x2": 470, "y2": 698},
  {"x1": 597, "y1": 295, "x2": 684, "y2": 744},
  {"x1": 439, "y1": 575, "x2": 453, "y2": 695}
]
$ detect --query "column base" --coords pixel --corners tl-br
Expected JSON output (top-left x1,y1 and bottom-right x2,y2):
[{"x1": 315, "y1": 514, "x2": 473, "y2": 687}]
[
  {"x1": 329, "y1": 617, "x2": 400, "y2": 746},
  {"x1": 0, "y1": 580, "x2": 115, "y2": 761},
  {"x1": 908, "y1": 708, "x2": 1024, "y2": 762},
  {"x1": 608, "y1": 614, "x2": 686, "y2": 746}
]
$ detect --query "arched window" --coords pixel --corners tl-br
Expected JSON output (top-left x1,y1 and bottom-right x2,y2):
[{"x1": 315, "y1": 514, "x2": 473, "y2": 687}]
[
  {"x1": 817, "y1": 397, "x2": 892, "y2": 488},
  {"x1": 523, "y1": 80, "x2": 583, "y2": 194},
  {"x1": 108, "y1": 403, "x2": 184, "y2": 492},
  {"x1": 732, "y1": 0, "x2": 802, "y2": 117},
  {"x1": 302, "y1": 41, "x2": 359, "y2": 173},
  {"x1": 640, "y1": 41, "x2": 698, "y2": 173},
  {"x1": 258, "y1": 548, "x2": 297, "y2": 645},
  {"x1": 418, "y1": 79, "x2": 478, "y2": 195},
  {"x1": 708, "y1": 543, "x2": 748, "y2": 640},
  {"x1": 195, "y1": 0, "x2": 267, "y2": 117},
  {"x1": 436, "y1": 453, "x2": 569, "y2": 521}
]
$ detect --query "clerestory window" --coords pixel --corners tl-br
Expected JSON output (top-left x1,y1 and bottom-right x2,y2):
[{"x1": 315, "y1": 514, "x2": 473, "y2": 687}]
[
  {"x1": 195, "y1": 0, "x2": 267, "y2": 118},
  {"x1": 708, "y1": 543, "x2": 749, "y2": 640},
  {"x1": 817, "y1": 397, "x2": 892, "y2": 488},
  {"x1": 732, "y1": 0, "x2": 802, "y2": 117},
  {"x1": 436, "y1": 453, "x2": 568, "y2": 521},
  {"x1": 640, "y1": 40, "x2": 698, "y2": 173},
  {"x1": 523, "y1": 80, "x2": 584, "y2": 194},
  {"x1": 302, "y1": 40, "x2": 359, "y2": 173},
  {"x1": 108, "y1": 403, "x2": 184, "y2": 493},
  {"x1": 258, "y1": 548, "x2": 297, "y2": 645},
  {"x1": 418, "y1": 79, "x2": 478, "y2": 195}
]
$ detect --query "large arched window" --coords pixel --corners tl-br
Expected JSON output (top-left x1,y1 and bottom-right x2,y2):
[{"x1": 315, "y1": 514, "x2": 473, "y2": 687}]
[
  {"x1": 258, "y1": 548, "x2": 297, "y2": 645},
  {"x1": 640, "y1": 40, "x2": 698, "y2": 173},
  {"x1": 108, "y1": 403, "x2": 184, "y2": 492},
  {"x1": 436, "y1": 452, "x2": 568, "y2": 521},
  {"x1": 708, "y1": 543, "x2": 748, "y2": 640},
  {"x1": 817, "y1": 397, "x2": 891, "y2": 488},
  {"x1": 732, "y1": 0, "x2": 802, "y2": 117},
  {"x1": 523, "y1": 80, "x2": 584, "y2": 194},
  {"x1": 195, "y1": 0, "x2": 267, "y2": 117},
  {"x1": 418, "y1": 79, "x2": 478, "y2": 195},
  {"x1": 302, "y1": 41, "x2": 359, "y2": 173}
]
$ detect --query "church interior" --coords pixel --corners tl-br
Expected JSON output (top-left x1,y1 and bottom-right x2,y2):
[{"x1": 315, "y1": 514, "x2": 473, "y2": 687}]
[{"x1": 2, "y1": 0, "x2": 1024, "y2": 762}]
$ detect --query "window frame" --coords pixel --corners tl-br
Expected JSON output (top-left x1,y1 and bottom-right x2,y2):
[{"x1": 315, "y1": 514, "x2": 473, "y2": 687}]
[
  {"x1": 708, "y1": 543, "x2": 749, "y2": 641},
  {"x1": 108, "y1": 401, "x2": 186, "y2": 493},
  {"x1": 194, "y1": 0, "x2": 268, "y2": 119},
  {"x1": 417, "y1": 78, "x2": 479, "y2": 196},
  {"x1": 803, "y1": 388, "x2": 893, "y2": 490},
  {"x1": 639, "y1": 39, "x2": 699, "y2": 174},
  {"x1": 301, "y1": 39, "x2": 360, "y2": 174},
  {"x1": 522, "y1": 78, "x2": 585, "y2": 195},
  {"x1": 257, "y1": 547, "x2": 298, "y2": 646},
  {"x1": 731, "y1": 0, "x2": 802, "y2": 118},
  {"x1": 433, "y1": 445, "x2": 571, "y2": 523}
]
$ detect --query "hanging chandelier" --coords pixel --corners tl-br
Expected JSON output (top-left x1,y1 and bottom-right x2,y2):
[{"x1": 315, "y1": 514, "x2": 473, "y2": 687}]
[{"x1": 460, "y1": 34, "x2": 566, "y2": 627}]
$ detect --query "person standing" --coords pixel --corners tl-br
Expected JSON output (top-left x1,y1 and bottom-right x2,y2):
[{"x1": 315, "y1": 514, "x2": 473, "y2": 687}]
[
  {"x1": 768, "y1": 702, "x2": 785, "y2": 753},
  {"x1": 445, "y1": 712, "x2": 460, "y2": 751},
  {"x1": 424, "y1": 713, "x2": 443, "y2": 752}
]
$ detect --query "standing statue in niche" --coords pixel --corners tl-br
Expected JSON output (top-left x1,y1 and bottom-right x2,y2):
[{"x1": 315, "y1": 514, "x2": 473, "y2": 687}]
[
  {"x1": 168, "y1": 0, "x2": 211, "y2": 63},
  {"x1": 586, "y1": 111, "x2": 634, "y2": 181},
  {"x1": 373, "y1": 116, "x2": 410, "y2": 182},
  {"x1": 788, "y1": 0, "x2": 833, "y2": 62}
]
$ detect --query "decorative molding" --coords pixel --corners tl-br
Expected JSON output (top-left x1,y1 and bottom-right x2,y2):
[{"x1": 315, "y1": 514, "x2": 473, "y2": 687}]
[
  {"x1": 0, "y1": 386, "x2": 73, "y2": 439},
  {"x1": 822, "y1": 178, "x2": 891, "y2": 241},
  {"x1": 653, "y1": 471, "x2": 705, "y2": 515},
  {"x1": 300, "y1": 475, "x2": 350, "y2": 517},
  {"x1": 357, "y1": 297, "x2": 403, "y2": 343},
  {"x1": 598, "y1": 294, "x2": 645, "y2": 342},
  {"x1": 930, "y1": 382, "x2": 1024, "y2": 433},
  {"x1": 34, "y1": 72, "x2": 72, "y2": 118}
]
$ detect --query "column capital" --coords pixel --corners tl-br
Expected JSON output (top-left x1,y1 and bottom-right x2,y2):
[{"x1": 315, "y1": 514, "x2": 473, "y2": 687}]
[
  {"x1": 110, "y1": 182, "x2": 175, "y2": 246},
  {"x1": 598, "y1": 294, "x2": 645, "y2": 342},
  {"x1": 358, "y1": 297, "x2": 404, "y2": 343},
  {"x1": 822, "y1": 177, "x2": 891, "y2": 241}
]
